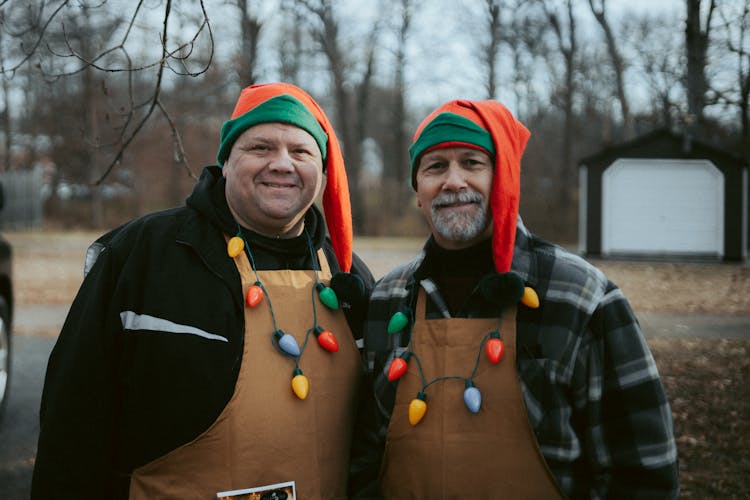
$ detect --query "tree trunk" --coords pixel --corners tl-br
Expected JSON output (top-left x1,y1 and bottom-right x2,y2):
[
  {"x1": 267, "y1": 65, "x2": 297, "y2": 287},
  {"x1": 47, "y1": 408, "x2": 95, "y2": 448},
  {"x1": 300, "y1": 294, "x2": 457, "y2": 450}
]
[
  {"x1": 391, "y1": 0, "x2": 411, "y2": 211},
  {"x1": 685, "y1": 0, "x2": 715, "y2": 128},
  {"x1": 588, "y1": 0, "x2": 633, "y2": 139},
  {"x1": 238, "y1": 0, "x2": 262, "y2": 86},
  {"x1": 309, "y1": 0, "x2": 365, "y2": 228},
  {"x1": 484, "y1": 0, "x2": 502, "y2": 99}
]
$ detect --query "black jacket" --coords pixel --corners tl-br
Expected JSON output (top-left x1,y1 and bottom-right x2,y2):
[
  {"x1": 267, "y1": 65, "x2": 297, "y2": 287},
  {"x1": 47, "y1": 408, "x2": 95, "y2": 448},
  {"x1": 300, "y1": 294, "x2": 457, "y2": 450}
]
[{"x1": 31, "y1": 166, "x2": 373, "y2": 499}]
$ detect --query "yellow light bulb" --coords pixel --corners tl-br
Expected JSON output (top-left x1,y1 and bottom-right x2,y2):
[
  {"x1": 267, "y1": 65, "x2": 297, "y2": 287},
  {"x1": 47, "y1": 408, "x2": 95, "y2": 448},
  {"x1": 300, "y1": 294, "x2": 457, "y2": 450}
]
[
  {"x1": 292, "y1": 372, "x2": 309, "y2": 400},
  {"x1": 521, "y1": 286, "x2": 540, "y2": 309},
  {"x1": 409, "y1": 393, "x2": 427, "y2": 426},
  {"x1": 227, "y1": 236, "x2": 245, "y2": 258}
]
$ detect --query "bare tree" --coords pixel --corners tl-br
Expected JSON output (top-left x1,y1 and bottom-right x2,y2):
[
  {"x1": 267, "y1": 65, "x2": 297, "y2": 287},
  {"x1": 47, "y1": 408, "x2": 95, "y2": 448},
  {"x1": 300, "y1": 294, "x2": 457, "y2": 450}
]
[
  {"x1": 508, "y1": 4, "x2": 546, "y2": 120},
  {"x1": 685, "y1": 0, "x2": 716, "y2": 129},
  {"x1": 623, "y1": 13, "x2": 684, "y2": 130},
  {"x1": 0, "y1": 1, "x2": 52, "y2": 172},
  {"x1": 295, "y1": 0, "x2": 385, "y2": 229},
  {"x1": 474, "y1": 0, "x2": 539, "y2": 116},
  {"x1": 232, "y1": 0, "x2": 263, "y2": 86},
  {"x1": 389, "y1": 0, "x2": 412, "y2": 202},
  {"x1": 482, "y1": 0, "x2": 503, "y2": 99},
  {"x1": 587, "y1": 0, "x2": 633, "y2": 139},
  {"x1": 296, "y1": 0, "x2": 359, "y2": 219},
  {"x1": 278, "y1": 0, "x2": 305, "y2": 84},
  {"x1": 540, "y1": 0, "x2": 578, "y2": 228},
  {"x1": 713, "y1": 1, "x2": 750, "y2": 155},
  {"x1": 79, "y1": 3, "x2": 106, "y2": 227},
  {"x1": 1, "y1": 0, "x2": 215, "y2": 184},
  {"x1": 0, "y1": 22, "x2": 11, "y2": 172}
]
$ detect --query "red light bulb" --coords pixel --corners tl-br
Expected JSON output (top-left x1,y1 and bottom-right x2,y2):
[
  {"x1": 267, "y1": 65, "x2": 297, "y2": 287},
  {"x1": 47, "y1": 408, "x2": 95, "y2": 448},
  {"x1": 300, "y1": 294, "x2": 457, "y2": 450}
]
[
  {"x1": 485, "y1": 335, "x2": 504, "y2": 364},
  {"x1": 245, "y1": 282, "x2": 263, "y2": 307},
  {"x1": 314, "y1": 326, "x2": 339, "y2": 353},
  {"x1": 387, "y1": 356, "x2": 408, "y2": 381}
]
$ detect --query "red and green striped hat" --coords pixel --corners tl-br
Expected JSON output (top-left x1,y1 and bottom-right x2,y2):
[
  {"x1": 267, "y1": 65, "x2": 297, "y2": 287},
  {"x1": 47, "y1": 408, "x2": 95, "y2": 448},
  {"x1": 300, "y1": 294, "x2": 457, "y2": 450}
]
[
  {"x1": 409, "y1": 99, "x2": 531, "y2": 273},
  {"x1": 217, "y1": 82, "x2": 353, "y2": 272}
]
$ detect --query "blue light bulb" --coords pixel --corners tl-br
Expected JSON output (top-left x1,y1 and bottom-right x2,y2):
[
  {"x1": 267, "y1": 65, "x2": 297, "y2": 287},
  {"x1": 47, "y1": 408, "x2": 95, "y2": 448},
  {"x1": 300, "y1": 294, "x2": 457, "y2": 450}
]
[
  {"x1": 274, "y1": 329, "x2": 301, "y2": 356},
  {"x1": 463, "y1": 381, "x2": 482, "y2": 414}
]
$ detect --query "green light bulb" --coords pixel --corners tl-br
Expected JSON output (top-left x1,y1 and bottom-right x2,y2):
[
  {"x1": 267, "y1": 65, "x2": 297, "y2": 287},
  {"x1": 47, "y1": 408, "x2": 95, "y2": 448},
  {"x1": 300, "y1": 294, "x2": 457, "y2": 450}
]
[
  {"x1": 316, "y1": 283, "x2": 339, "y2": 309},
  {"x1": 387, "y1": 311, "x2": 408, "y2": 334}
]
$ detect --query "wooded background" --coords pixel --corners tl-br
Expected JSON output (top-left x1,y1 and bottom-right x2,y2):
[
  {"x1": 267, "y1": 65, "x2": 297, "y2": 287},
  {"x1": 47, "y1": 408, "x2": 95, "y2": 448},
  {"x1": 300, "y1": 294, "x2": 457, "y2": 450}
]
[{"x1": 0, "y1": 0, "x2": 746, "y2": 243}]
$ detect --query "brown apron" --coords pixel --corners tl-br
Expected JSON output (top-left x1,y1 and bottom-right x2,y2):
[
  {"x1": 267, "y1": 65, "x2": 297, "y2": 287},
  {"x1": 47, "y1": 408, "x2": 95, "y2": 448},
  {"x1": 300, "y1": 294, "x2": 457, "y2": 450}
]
[
  {"x1": 380, "y1": 288, "x2": 564, "y2": 499},
  {"x1": 129, "y1": 248, "x2": 361, "y2": 499}
]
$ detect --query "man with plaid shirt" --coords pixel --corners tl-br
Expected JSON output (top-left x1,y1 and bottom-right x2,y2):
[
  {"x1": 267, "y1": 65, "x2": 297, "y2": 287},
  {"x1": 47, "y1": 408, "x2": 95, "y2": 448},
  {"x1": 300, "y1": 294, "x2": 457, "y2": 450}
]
[{"x1": 349, "y1": 99, "x2": 678, "y2": 499}]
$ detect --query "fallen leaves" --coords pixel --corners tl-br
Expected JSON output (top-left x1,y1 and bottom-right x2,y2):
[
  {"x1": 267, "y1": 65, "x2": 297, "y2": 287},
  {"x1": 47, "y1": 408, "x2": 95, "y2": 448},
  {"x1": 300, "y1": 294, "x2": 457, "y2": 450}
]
[{"x1": 650, "y1": 338, "x2": 750, "y2": 498}]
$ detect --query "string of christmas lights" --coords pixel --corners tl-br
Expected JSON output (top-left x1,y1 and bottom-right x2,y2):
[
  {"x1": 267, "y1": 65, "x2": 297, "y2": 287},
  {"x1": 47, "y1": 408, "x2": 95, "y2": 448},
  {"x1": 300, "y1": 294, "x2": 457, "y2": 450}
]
[
  {"x1": 385, "y1": 272, "x2": 540, "y2": 426},
  {"x1": 228, "y1": 226, "x2": 340, "y2": 400},
  {"x1": 386, "y1": 317, "x2": 505, "y2": 425}
]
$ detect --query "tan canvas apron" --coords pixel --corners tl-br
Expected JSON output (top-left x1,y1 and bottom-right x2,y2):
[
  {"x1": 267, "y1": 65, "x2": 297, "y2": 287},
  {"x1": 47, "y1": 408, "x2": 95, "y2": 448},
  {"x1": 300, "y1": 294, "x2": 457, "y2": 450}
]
[
  {"x1": 129, "y1": 247, "x2": 361, "y2": 499},
  {"x1": 380, "y1": 288, "x2": 565, "y2": 499}
]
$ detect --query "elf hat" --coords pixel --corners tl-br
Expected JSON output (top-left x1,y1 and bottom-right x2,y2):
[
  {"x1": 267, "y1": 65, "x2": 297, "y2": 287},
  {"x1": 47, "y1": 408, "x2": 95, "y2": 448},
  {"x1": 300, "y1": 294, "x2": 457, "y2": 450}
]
[
  {"x1": 409, "y1": 99, "x2": 531, "y2": 273},
  {"x1": 217, "y1": 82, "x2": 353, "y2": 272}
]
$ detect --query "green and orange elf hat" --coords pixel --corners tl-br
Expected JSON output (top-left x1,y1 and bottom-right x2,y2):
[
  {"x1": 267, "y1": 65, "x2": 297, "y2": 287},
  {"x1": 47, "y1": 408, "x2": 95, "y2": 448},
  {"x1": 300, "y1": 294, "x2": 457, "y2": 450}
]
[
  {"x1": 217, "y1": 82, "x2": 353, "y2": 273},
  {"x1": 409, "y1": 100, "x2": 531, "y2": 274}
]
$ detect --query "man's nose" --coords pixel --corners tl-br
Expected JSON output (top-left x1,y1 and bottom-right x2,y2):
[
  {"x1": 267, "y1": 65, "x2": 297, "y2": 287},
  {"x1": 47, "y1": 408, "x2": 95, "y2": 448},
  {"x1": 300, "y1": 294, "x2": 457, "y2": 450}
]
[
  {"x1": 268, "y1": 149, "x2": 295, "y2": 172},
  {"x1": 442, "y1": 163, "x2": 468, "y2": 190}
]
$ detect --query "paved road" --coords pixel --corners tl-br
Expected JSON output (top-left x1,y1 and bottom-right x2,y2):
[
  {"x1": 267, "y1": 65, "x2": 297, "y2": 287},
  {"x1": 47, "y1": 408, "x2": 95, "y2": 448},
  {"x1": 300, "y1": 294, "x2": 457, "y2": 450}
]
[
  {"x1": 0, "y1": 334, "x2": 54, "y2": 499},
  {"x1": 1, "y1": 303, "x2": 748, "y2": 498},
  {"x1": 638, "y1": 312, "x2": 750, "y2": 340}
]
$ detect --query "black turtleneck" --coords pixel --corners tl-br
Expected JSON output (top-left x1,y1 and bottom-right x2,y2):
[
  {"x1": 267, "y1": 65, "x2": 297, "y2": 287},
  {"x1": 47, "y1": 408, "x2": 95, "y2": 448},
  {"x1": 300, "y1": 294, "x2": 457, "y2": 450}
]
[{"x1": 420, "y1": 236, "x2": 495, "y2": 316}]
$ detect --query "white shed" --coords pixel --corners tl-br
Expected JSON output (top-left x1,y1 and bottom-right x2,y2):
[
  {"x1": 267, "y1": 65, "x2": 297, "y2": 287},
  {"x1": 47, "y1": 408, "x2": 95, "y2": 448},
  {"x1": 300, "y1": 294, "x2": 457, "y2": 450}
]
[{"x1": 579, "y1": 129, "x2": 747, "y2": 261}]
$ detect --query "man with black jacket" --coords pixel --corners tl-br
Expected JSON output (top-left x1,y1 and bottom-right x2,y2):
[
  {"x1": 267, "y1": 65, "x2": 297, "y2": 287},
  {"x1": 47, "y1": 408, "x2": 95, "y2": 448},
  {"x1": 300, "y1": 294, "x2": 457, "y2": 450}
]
[{"x1": 32, "y1": 82, "x2": 373, "y2": 499}]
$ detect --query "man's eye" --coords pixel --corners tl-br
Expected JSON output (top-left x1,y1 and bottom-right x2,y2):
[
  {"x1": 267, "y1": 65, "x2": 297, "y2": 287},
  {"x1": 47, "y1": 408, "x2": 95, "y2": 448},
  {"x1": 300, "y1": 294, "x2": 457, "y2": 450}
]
[{"x1": 465, "y1": 158, "x2": 490, "y2": 169}]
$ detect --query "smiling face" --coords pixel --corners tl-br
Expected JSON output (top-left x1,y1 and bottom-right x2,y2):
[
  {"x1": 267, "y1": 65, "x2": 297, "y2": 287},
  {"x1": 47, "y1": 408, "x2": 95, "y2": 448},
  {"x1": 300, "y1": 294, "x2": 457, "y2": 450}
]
[
  {"x1": 223, "y1": 122, "x2": 324, "y2": 238},
  {"x1": 415, "y1": 146, "x2": 494, "y2": 249}
]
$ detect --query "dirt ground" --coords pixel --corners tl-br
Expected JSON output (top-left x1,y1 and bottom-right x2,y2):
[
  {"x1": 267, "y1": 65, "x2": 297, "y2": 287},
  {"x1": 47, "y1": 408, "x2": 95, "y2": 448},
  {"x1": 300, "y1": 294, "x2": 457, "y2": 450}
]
[{"x1": 5, "y1": 230, "x2": 749, "y2": 497}]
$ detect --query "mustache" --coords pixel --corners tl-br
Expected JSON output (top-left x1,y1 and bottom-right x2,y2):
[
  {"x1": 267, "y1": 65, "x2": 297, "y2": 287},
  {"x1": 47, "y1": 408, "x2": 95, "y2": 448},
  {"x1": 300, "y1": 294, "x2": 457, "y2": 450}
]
[{"x1": 432, "y1": 191, "x2": 484, "y2": 209}]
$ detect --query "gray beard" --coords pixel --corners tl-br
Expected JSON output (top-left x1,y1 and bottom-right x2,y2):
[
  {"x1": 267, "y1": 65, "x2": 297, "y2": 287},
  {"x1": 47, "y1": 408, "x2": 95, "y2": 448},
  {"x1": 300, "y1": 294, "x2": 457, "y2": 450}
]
[{"x1": 430, "y1": 191, "x2": 488, "y2": 243}]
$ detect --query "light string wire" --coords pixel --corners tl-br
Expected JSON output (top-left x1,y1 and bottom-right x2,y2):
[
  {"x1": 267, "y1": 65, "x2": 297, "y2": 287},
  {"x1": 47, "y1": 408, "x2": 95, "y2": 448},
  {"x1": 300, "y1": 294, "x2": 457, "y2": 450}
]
[
  {"x1": 404, "y1": 303, "x2": 505, "y2": 392},
  {"x1": 304, "y1": 229, "x2": 322, "y2": 332},
  {"x1": 235, "y1": 224, "x2": 323, "y2": 369}
]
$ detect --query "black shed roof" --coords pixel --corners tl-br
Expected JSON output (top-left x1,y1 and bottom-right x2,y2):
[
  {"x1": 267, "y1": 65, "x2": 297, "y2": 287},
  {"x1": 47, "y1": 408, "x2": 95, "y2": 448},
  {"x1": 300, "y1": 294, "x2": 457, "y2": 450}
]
[{"x1": 578, "y1": 128, "x2": 747, "y2": 173}]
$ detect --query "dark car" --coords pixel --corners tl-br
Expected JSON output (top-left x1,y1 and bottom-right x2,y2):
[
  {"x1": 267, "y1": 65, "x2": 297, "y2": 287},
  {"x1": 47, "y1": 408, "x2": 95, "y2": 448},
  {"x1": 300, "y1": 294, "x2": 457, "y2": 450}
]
[{"x1": 0, "y1": 182, "x2": 13, "y2": 424}]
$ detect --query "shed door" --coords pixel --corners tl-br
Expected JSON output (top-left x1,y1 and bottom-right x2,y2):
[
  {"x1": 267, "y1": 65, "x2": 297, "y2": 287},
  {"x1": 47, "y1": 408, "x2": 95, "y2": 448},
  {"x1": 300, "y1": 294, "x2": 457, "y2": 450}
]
[{"x1": 602, "y1": 159, "x2": 724, "y2": 256}]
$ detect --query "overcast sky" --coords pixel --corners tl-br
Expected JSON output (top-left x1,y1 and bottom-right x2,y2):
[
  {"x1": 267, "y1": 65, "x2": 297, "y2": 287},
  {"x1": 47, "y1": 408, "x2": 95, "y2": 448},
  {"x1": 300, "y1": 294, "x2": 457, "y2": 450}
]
[{"x1": 126, "y1": 0, "x2": 689, "y2": 115}]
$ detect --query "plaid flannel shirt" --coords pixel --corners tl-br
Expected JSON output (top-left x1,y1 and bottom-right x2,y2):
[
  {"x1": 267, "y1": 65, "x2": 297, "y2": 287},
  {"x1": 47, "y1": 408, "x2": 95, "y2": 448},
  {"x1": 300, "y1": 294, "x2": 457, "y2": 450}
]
[{"x1": 350, "y1": 221, "x2": 679, "y2": 499}]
